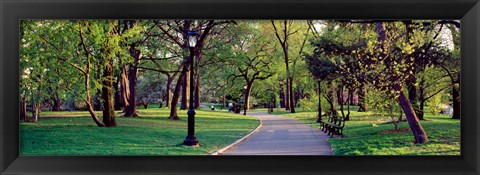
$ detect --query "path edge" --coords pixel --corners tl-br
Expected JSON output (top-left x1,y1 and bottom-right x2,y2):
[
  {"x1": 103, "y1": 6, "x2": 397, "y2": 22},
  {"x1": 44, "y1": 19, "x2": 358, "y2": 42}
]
[{"x1": 210, "y1": 117, "x2": 263, "y2": 155}]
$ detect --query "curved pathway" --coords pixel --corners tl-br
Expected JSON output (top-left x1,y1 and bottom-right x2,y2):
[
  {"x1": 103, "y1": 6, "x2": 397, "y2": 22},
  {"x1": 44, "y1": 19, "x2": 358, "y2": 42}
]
[{"x1": 222, "y1": 112, "x2": 333, "y2": 155}]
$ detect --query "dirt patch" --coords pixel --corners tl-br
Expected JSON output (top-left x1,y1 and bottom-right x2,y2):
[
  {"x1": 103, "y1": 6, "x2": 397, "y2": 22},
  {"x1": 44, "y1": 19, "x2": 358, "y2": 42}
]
[{"x1": 379, "y1": 128, "x2": 410, "y2": 134}]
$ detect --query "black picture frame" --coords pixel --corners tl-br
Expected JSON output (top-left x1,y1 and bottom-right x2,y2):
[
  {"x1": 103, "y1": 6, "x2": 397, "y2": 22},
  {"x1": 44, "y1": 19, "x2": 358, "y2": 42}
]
[{"x1": 1, "y1": 0, "x2": 479, "y2": 174}]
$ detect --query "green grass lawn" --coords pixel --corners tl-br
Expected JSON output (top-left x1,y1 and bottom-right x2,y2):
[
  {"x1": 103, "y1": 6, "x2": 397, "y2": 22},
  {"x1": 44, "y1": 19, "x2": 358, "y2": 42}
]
[
  {"x1": 21, "y1": 108, "x2": 259, "y2": 156},
  {"x1": 262, "y1": 106, "x2": 460, "y2": 155}
]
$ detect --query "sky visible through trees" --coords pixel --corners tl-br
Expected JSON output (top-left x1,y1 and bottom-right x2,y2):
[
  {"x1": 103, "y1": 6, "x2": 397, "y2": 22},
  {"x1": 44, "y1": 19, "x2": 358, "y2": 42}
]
[{"x1": 19, "y1": 20, "x2": 460, "y2": 154}]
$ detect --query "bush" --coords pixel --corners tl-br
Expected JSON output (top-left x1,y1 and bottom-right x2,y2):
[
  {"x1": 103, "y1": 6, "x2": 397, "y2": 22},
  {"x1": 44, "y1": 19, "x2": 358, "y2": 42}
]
[{"x1": 427, "y1": 93, "x2": 443, "y2": 115}]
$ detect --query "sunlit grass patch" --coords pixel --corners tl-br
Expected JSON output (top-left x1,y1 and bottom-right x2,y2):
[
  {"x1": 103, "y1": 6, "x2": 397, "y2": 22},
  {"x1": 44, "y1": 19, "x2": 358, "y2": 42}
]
[
  {"x1": 270, "y1": 106, "x2": 460, "y2": 155},
  {"x1": 21, "y1": 108, "x2": 259, "y2": 155}
]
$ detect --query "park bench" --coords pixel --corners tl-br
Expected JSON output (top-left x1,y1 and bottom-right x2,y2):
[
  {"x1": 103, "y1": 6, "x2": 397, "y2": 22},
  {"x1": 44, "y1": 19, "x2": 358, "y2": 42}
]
[{"x1": 318, "y1": 115, "x2": 345, "y2": 138}]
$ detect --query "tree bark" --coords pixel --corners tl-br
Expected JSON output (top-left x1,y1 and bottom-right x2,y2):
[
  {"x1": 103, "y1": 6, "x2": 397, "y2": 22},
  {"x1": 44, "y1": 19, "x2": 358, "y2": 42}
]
[
  {"x1": 418, "y1": 78, "x2": 425, "y2": 119},
  {"x1": 102, "y1": 56, "x2": 117, "y2": 127},
  {"x1": 169, "y1": 64, "x2": 187, "y2": 120},
  {"x1": 165, "y1": 74, "x2": 173, "y2": 108},
  {"x1": 51, "y1": 93, "x2": 61, "y2": 111},
  {"x1": 452, "y1": 79, "x2": 460, "y2": 119},
  {"x1": 279, "y1": 82, "x2": 285, "y2": 108},
  {"x1": 94, "y1": 66, "x2": 102, "y2": 111},
  {"x1": 346, "y1": 88, "x2": 351, "y2": 121},
  {"x1": 285, "y1": 78, "x2": 290, "y2": 110},
  {"x1": 338, "y1": 86, "x2": 345, "y2": 118},
  {"x1": 85, "y1": 74, "x2": 105, "y2": 127},
  {"x1": 316, "y1": 81, "x2": 322, "y2": 122},
  {"x1": 20, "y1": 95, "x2": 27, "y2": 122},
  {"x1": 222, "y1": 92, "x2": 226, "y2": 110},
  {"x1": 120, "y1": 64, "x2": 130, "y2": 108},
  {"x1": 244, "y1": 81, "x2": 254, "y2": 110},
  {"x1": 349, "y1": 89, "x2": 354, "y2": 105},
  {"x1": 273, "y1": 95, "x2": 277, "y2": 108},
  {"x1": 78, "y1": 22, "x2": 105, "y2": 127},
  {"x1": 395, "y1": 85, "x2": 428, "y2": 144},
  {"x1": 180, "y1": 70, "x2": 190, "y2": 110},
  {"x1": 327, "y1": 82, "x2": 337, "y2": 115},
  {"x1": 408, "y1": 81, "x2": 422, "y2": 120},
  {"x1": 124, "y1": 45, "x2": 140, "y2": 117},
  {"x1": 289, "y1": 77, "x2": 295, "y2": 113},
  {"x1": 377, "y1": 21, "x2": 427, "y2": 143},
  {"x1": 114, "y1": 71, "x2": 122, "y2": 110},
  {"x1": 358, "y1": 84, "x2": 367, "y2": 112},
  {"x1": 31, "y1": 99, "x2": 39, "y2": 122}
]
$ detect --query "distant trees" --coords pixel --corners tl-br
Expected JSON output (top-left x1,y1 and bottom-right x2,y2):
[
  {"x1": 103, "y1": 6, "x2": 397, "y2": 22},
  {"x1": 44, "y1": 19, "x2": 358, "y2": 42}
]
[{"x1": 20, "y1": 19, "x2": 460, "y2": 136}]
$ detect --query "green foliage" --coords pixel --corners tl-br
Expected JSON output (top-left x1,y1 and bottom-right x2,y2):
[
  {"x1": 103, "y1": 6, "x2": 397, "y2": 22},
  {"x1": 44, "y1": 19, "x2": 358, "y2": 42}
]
[
  {"x1": 136, "y1": 71, "x2": 165, "y2": 105},
  {"x1": 298, "y1": 94, "x2": 317, "y2": 111},
  {"x1": 427, "y1": 92, "x2": 447, "y2": 115}
]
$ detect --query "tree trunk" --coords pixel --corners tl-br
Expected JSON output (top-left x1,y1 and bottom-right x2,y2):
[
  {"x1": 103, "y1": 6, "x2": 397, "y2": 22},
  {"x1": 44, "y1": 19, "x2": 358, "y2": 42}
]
[
  {"x1": 452, "y1": 81, "x2": 460, "y2": 119},
  {"x1": 328, "y1": 82, "x2": 337, "y2": 115},
  {"x1": 349, "y1": 89, "x2": 354, "y2": 105},
  {"x1": 84, "y1": 73, "x2": 105, "y2": 127},
  {"x1": 143, "y1": 103, "x2": 149, "y2": 109},
  {"x1": 285, "y1": 78, "x2": 290, "y2": 110},
  {"x1": 120, "y1": 64, "x2": 130, "y2": 108},
  {"x1": 279, "y1": 82, "x2": 285, "y2": 108},
  {"x1": 273, "y1": 95, "x2": 277, "y2": 108},
  {"x1": 94, "y1": 65, "x2": 102, "y2": 111},
  {"x1": 289, "y1": 77, "x2": 295, "y2": 113},
  {"x1": 395, "y1": 85, "x2": 428, "y2": 144},
  {"x1": 244, "y1": 81, "x2": 254, "y2": 110},
  {"x1": 124, "y1": 45, "x2": 140, "y2": 117},
  {"x1": 346, "y1": 88, "x2": 351, "y2": 121},
  {"x1": 418, "y1": 78, "x2": 425, "y2": 120},
  {"x1": 32, "y1": 101, "x2": 39, "y2": 123},
  {"x1": 165, "y1": 74, "x2": 172, "y2": 108},
  {"x1": 317, "y1": 81, "x2": 322, "y2": 122},
  {"x1": 169, "y1": 64, "x2": 188, "y2": 120},
  {"x1": 20, "y1": 95, "x2": 27, "y2": 122},
  {"x1": 358, "y1": 84, "x2": 367, "y2": 112},
  {"x1": 408, "y1": 81, "x2": 422, "y2": 120},
  {"x1": 51, "y1": 93, "x2": 61, "y2": 111},
  {"x1": 102, "y1": 57, "x2": 117, "y2": 127},
  {"x1": 180, "y1": 68, "x2": 190, "y2": 110},
  {"x1": 338, "y1": 86, "x2": 345, "y2": 118},
  {"x1": 114, "y1": 71, "x2": 122, "y2": 110},
  {"x1": 222, "y1": 92, "x2": 226, "y2": 110}
]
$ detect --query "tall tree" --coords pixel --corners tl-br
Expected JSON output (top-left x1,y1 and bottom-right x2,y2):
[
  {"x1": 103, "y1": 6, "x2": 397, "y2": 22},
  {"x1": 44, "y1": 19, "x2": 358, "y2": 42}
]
[
  {"x1": 222, "y1": 21, "x2": 277, "y2": 111},
  {"x1": 271, "y1": 20, "x2": 297, "y2": 113}
]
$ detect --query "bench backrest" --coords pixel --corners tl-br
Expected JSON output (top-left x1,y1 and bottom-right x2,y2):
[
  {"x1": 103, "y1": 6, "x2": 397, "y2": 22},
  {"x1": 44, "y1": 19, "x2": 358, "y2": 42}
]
[{"x1": 331, "y1": 115, "x2": 346, "y2": 127}]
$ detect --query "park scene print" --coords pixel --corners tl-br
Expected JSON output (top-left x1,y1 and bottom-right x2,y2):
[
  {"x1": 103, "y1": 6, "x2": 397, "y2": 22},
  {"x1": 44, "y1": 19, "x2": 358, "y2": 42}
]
[{"x1": 20, "y1": 20, "x2": 460, "y2": 155}]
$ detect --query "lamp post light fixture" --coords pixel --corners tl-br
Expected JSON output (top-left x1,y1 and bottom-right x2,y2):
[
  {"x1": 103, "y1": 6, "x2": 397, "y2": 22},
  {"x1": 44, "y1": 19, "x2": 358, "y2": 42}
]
[
  {"x1": 243, "y1": 85, "x2": 247, "y2": 115},
  {"x1": 184, "y1": 30, "x2": 199, "y2": 146}
]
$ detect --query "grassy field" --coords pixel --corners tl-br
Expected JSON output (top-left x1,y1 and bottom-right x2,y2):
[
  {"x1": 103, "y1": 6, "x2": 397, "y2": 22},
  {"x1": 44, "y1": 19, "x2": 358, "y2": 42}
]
[
  {"x1": 259, "y1": 106, "x2": 460, "y2": 155},
  {"x1": 21, "y1": 108, "x2": 259, "y2": 156}
]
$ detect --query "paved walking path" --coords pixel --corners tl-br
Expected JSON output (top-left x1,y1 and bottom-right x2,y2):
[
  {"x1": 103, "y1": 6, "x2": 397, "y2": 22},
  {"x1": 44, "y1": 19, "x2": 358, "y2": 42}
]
[{"x1": 222, "y1": 112, "x2": 333, "y2": 155}]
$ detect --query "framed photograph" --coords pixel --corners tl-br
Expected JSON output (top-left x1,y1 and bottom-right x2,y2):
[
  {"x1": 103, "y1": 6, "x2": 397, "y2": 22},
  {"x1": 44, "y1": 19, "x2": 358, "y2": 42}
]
[{"x1": 1, "y1": 0, "x2": 479, "y2": 174}]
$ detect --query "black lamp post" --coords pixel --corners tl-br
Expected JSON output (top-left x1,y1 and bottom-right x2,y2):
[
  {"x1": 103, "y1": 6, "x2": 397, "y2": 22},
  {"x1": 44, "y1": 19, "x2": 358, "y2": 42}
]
[
  {"x1": 243, "y1": 85, "x2": 247, "y2": 115},
  {"x1": 184, "y1": 30, "x2": 199, "y2": 146}
]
